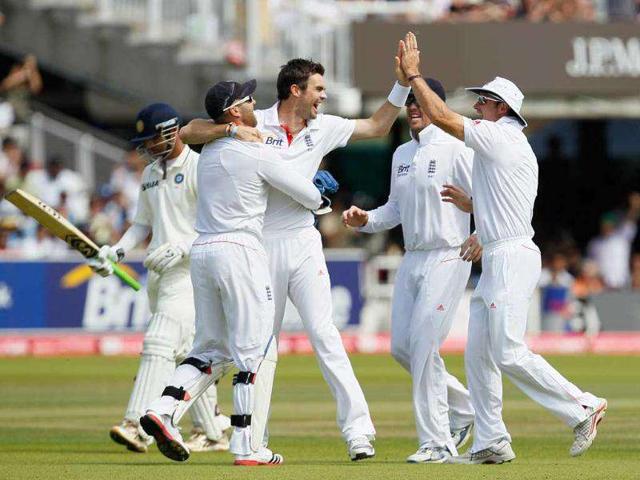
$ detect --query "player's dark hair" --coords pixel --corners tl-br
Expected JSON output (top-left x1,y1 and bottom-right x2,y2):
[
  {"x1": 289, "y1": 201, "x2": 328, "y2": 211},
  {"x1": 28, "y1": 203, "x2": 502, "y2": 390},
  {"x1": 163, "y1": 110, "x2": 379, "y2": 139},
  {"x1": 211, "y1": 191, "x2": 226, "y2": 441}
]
[{"x1": 277, "y1": 59, "x2": 325, "y2": 101}]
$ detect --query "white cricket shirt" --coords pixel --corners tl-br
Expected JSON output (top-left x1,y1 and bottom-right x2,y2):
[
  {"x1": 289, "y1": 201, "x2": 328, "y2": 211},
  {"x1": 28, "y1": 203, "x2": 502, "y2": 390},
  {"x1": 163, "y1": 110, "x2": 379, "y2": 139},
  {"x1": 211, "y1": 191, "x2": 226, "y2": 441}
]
[
  {"x1": 463, "y1": 116, "x2": 538, "y2": 245},
  {"x1": 360, "y1": 125, "x2": 474, "y2": 250},
  {"x1": 255, "y1": 103, "x2": 356, "y2": 235},
  {"x1": 195, "y1": 138, "x2": 321, "y2": 240},
  {"x1": 133, "y1": 146, "x2": 199, "y2": 252}
]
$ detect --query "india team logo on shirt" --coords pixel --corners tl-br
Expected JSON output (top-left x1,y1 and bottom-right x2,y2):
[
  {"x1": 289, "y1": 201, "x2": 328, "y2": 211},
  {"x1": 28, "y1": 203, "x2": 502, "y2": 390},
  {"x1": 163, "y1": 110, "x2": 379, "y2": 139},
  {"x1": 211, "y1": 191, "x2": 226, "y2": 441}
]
[{"x1": 174, "y1": 173, "x2": 184, "y2": 184}]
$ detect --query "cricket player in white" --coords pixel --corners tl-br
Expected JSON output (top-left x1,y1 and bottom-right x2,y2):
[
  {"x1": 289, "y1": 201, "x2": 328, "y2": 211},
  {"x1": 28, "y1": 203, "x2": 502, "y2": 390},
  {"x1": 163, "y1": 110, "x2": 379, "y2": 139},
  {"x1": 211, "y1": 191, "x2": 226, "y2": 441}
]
[
  {"x1": 88, "y1": 103, "x2": 230, "y2": 454},
  {"x1": 397, "y1": 32, "x2": 607, "y2": 464},
  {"x1": 140, "y1": 80, "x2": 325, "y2": 466},
  {"x1": 342, "y1": 82, "x2": 477, "y2": 463},
  {"x1": 179, "y1": 50, "x2": 415, "y2": 460}
]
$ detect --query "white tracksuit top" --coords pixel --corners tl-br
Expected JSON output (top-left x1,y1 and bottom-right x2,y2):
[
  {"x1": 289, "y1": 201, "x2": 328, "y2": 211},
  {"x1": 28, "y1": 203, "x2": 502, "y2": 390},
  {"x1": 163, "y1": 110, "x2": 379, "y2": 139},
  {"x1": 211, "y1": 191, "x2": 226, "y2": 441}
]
[
  {"x1": 195, "y1": 138, "x2": 321, "y2": 240},
  {"x1": 462, "y1": 116, "x2": 538, "y2": 245},
  {"x1": 360, "y1": 124, "x2": 474, "y2": 251}
]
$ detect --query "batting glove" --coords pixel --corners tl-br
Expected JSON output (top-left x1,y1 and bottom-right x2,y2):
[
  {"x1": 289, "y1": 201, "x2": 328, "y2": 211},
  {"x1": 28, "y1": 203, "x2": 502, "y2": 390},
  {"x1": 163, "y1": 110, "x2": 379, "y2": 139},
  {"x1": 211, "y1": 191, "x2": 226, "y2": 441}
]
[
  {"x1": 144, "y1": 242, "x2": 187, "y2": 274},
  {"x1": 313, "y1": 170, "x2": 339, "y2": 196},
  {"x1": 88, "y1": 245, "x2": 124, "y2": 277}
]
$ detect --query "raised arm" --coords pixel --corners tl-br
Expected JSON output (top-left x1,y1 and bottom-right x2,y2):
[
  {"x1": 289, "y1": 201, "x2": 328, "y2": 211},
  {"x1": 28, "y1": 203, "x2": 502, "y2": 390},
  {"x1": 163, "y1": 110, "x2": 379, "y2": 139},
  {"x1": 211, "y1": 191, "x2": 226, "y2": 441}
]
[
  {"x1": 179, "y1": 119, "x2": 263, "y2": 145},
  {"x1": 258, "y1": 151, "x2": 321, "y2": 211},
  {"x1": 350, "y1": 41, "x2": 410, "y2": 142},
  {"x1": 399, "y1": 32, "x2": 465, "y2": 141}
]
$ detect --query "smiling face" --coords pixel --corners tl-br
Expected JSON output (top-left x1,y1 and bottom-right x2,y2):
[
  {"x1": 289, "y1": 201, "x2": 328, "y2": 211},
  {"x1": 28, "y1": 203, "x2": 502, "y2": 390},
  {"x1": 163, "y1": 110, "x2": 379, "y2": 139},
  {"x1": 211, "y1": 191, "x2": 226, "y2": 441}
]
[
  {"x1": 473, "y1": 95, "x2": 510, "y2": 122},
  {"x1": 406, "y1": 99, "x2": 431, "y2": 136},
  {"x1": 298, "y1": 73, "x2": 327, "y2": 120}
]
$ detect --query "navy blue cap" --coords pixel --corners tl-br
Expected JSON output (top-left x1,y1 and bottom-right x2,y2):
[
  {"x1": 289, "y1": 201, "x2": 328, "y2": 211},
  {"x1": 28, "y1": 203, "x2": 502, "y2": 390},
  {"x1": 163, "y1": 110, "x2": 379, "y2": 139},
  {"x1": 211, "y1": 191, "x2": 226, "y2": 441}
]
[
  {"x1": 205, "y1": 79, "x2": 257, "y2": 121},
  {"x1": 131, "y1": 103, "x2": 180, "y2": 143},
  {"x1": 406, "y1": 78, "x2": 446, "y2": 105}
]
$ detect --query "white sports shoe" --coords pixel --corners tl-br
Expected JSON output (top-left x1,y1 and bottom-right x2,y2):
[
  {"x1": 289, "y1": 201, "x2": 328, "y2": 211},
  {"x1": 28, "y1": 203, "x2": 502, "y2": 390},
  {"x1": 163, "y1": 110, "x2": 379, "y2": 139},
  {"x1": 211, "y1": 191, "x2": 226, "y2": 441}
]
[
  {"x1": 234, "y1": 446, "x2": 284, "y2": 466},
  {"x1": 139, "y1": 411, "x2": 190, "y2": 462},
  {"x1": 447, "y1": 440, "x2": 515, "y2": 464},
  {"x1": 185, "y1": 429, "x2": 230, "y2": 452},
  {"x1": 407, "y1": 446, "x2": 453, "y2": 464},
  {"x1": 451, "y1": 423, "x2": 474, "y2": 450},
  {"x1": 109, "y1": 420, "x2": 153, "y2": 453},
  {"x1": 347, "y1": 436, "x2": 375, "y2": 461},
  {"x1": 570, "y1": 398, "x2": 607, "y2": 457}
]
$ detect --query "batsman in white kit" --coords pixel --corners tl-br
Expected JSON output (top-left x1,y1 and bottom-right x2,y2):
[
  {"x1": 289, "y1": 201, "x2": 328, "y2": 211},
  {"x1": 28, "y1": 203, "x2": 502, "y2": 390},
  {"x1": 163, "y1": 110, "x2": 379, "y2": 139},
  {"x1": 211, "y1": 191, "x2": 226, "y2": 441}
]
[
  {"x1": 342, "y1": 81, "x2": 477, "y2": 463},
  {"x1": 88, "y1": 103, "x2": 230, "y2": 454},
  {"x1": 140, "y1": 80, "x2": 326, "y2": 466},
  {"x1": 179, "y1": 51, "x2": 417, "y2": 460},
  {"x1": 398, "y1": 32, "x2": 607, "y2": 464}
]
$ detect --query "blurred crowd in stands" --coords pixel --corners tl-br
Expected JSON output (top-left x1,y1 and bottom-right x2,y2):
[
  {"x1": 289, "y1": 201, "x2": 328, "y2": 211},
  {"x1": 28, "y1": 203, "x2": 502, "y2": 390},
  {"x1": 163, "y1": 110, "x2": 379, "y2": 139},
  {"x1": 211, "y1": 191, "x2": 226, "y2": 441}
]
[{"x1": 340, "y1": 0, "x2": 639, "y2": 22}]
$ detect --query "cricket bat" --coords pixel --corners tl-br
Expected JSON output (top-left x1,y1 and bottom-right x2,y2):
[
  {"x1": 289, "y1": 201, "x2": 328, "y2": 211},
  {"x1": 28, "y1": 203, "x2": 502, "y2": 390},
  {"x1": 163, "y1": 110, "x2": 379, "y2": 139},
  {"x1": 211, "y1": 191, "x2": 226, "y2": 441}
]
[{"x1": 4, "y1": 188, "x2": 141, "y2": 291}]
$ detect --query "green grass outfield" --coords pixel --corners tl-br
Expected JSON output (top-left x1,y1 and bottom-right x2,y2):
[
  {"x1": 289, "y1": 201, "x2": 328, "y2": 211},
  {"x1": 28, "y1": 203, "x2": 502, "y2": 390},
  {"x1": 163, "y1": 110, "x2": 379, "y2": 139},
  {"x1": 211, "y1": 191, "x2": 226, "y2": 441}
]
[{"x1": 0, "y1": 353, "x2": 638, "y2": 480}]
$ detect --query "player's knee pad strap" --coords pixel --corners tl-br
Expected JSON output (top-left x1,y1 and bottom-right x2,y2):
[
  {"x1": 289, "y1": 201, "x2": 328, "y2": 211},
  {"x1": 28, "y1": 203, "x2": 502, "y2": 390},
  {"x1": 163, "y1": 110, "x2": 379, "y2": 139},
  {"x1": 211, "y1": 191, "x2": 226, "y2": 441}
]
[
  {"x1": 162, "y1": 385, "x2": 189, "y2": 401},
  {"x1": 233, "y1": 371, "x2": 256, "y2": 385},
  {"x1": 230, "y1": 414, "x2": 252, "y2": 428},
  {"x1": 181, "y1": 356, "x2": 213, "y2": 374}
]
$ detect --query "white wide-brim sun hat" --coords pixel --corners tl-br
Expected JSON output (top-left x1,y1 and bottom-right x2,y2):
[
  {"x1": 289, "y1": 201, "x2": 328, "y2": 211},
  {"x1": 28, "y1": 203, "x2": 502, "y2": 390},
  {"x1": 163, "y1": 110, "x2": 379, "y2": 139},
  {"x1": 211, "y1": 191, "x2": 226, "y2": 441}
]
[{"x1": 465, "y1": 76, "x2": 527, "y2": 127}]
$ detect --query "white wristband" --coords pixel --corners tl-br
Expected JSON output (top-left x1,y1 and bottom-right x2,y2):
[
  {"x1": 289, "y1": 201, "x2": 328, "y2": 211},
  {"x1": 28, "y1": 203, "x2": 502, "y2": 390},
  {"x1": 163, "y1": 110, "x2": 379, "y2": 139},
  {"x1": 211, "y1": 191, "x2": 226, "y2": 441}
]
[{"x1": 387, "y1": 81, "x2": 411, "y2": 108}]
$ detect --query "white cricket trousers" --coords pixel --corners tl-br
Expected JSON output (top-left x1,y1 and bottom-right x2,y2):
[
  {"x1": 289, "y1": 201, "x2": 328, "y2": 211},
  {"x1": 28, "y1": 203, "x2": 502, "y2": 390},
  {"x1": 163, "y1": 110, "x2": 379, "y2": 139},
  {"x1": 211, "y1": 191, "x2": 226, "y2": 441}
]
[
  {"x1": 188, "y1": 232, "x2": 274, "y2": 373},
  {"x1": 467, "y1": 237, "x2": 600, "y2": 452},
  {"x1": 188, "y1": 232, "x2": 275, "y2": 455},
  {"x1": 264, "y1": 227, "x2": 375, "y2": 441},
  {"x1": 391, "y1": 247, "x2": 475, "y2": 450}
]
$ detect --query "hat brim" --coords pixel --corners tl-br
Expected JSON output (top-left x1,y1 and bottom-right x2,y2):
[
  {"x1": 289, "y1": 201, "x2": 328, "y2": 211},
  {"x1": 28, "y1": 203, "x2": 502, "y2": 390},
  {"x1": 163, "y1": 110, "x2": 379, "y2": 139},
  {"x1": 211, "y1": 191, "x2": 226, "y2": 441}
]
[{"x1": 465, "y1": 87, "x2": 527, "y2": 127}]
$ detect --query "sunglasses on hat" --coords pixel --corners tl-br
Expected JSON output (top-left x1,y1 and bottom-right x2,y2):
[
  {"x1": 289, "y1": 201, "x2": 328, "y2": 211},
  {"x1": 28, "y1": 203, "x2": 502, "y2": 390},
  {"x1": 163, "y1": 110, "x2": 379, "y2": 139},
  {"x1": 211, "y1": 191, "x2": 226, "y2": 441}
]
[{"x1": 223, "y1": 95, "x2": 253, "y2": 112}]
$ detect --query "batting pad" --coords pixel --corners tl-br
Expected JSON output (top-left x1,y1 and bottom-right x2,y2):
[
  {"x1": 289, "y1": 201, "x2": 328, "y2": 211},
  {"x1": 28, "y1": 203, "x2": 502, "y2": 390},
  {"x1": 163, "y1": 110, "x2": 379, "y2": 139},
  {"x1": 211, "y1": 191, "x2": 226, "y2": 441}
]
[{"x1": 250, "y1": 335, "x2": 278, "y2": 452}]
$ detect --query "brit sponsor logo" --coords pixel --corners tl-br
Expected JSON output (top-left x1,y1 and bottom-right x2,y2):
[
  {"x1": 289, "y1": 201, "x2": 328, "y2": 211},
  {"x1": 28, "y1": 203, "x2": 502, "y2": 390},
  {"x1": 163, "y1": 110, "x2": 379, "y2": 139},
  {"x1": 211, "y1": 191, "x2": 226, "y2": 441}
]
[
  {"x1": 0, "y1": 282, "x2": 12, "y2": 310},
  {"x1": 265, "y1": 136, "x2": 285, "y2": 147},
  {"x1": 397, "y1": 164, "x2": 410, "y2": 176}
]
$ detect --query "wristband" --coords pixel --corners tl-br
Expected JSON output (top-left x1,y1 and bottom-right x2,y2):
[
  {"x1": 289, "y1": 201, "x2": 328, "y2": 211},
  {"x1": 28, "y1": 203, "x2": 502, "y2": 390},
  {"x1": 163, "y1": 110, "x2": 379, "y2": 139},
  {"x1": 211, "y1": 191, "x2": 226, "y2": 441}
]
[
  {"x1": 229, "y1": 124, "x2": 239, "y2": 138},
  {"x1": 387, "y1": 81, "x2": 411, "y2": 108},
  {"x1": 407, "y1": 74, "x2": 422, "y2": 83}
]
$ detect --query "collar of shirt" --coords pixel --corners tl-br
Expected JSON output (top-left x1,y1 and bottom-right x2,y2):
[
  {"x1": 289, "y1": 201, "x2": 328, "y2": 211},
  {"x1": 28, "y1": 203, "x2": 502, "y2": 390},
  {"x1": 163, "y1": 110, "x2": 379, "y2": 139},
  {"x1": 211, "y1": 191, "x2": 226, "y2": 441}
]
[
  {"x1": 410, "y1": 124, "x2": 451, "y2": 146},
  {"x1": 151, "y1": 146, "x2": 190, "y2": 175},
  {"x1": 263, "y1": 102, "x2": 320, "y2": 131},
  {"x1": 497, "y1": 116, "x2": 525, "y2": 131}
]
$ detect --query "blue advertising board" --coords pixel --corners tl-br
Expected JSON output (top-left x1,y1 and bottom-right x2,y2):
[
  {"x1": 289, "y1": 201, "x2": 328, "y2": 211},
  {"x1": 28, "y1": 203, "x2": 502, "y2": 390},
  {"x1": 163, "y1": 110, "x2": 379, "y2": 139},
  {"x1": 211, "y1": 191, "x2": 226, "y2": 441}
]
[{"x1": 0, "y1": 252, "x2": 364, "y2": 331}]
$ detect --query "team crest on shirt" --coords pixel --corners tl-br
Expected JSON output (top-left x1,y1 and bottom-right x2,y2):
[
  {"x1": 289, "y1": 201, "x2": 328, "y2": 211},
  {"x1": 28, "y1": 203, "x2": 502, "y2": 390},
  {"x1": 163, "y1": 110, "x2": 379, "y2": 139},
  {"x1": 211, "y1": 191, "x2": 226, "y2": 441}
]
[
  {"x1": 174, "y1": 173, "x2": 185, "y2": 184},
  {"x1": 304, "y1": 133, "x2": 314, "y2": 151},
  {"x1": 427, "y1": 159, "x2": 437, "y2": 178},
  {"x1": 397, "y1": 164, "x2": 410, "y2": 177}
]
